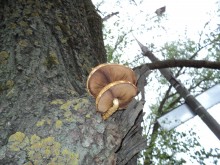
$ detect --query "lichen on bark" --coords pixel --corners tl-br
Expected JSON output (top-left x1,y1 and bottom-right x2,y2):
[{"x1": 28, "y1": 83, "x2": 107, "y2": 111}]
[{"x1": 7, "y1": 132, "x2": 79, "y2": 165}]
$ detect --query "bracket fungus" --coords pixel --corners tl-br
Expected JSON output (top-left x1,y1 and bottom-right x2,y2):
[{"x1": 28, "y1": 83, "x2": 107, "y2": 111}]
[{"x1": 87, "y1": 63, "x2": 137, "y2": 120}]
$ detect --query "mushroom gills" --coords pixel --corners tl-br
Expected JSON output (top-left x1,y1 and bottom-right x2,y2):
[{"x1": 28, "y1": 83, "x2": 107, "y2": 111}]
[
  {"x1": 102, "y1": 98, "x2": 119, "y2": 120},
  {"x1": 87, "y1": 64, "x2": 137, "y2": 120},
  {"x1": 87, "y1": 63, "x2": 137, "y2": 97}
]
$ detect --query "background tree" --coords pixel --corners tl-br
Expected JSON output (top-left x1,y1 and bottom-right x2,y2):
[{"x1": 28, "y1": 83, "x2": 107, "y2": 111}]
[
  {"x1": 93, "y1": 0, "x2": 220, "y2": 164},
  {"x1": 0, "y1": 0, "x2": 146, "y2": 164},
  {"x1": 141, "y1": 36, "x2": 220, "y2": 165}
]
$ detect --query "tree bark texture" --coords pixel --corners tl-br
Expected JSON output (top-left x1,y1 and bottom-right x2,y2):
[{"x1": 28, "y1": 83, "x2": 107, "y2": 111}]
[{"x1": 0, "y1": 0, "x2": 146, "y2": 165}]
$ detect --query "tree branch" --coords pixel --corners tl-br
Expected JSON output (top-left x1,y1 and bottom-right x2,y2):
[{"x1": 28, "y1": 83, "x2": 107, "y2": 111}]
[
  {"x1": 103, "y1": 12, "x2": 119, "y2": 22},
  {"x1": 142, "y1": 59, "x2": 220, "y2": 70}
]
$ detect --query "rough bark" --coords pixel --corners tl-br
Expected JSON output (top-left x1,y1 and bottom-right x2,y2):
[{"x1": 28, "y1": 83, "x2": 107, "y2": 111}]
[{"x1": 0, "y1": 0, "x2": 146, "y2": 165}]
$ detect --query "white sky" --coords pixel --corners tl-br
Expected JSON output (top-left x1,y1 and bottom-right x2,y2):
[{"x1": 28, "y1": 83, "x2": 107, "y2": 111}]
[
  {"x1": 92, "y1": 0, "x2": 220, "y2": 163},
  {"x1": 94, "y1": 0, "x2": 219, "y2": 62}
]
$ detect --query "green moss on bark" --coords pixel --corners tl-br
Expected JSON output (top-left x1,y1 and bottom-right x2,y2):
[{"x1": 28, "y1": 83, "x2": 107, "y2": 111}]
[
  {"x1": 0, "y1": 51, "x2": 9, "y2": 65},
  {"x1": 8, "y1": 132, "x2": 79, "y2": 165}
]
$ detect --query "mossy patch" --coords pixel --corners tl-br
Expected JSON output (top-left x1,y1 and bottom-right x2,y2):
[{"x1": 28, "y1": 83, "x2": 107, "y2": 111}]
[
  {"x1": 55, "y1": 120, "x2": 63, "y2": 129},
  {"x1": 8, "y1": 132, "x2": 26, "y2": 143},
  {"x1": 8, "y1": 23, "x2": 17, "y2": 29},
  {"x1": 44, "y1": 51, "x2": 59, "y2": 69},
  {"x1": 36, "y1": 118, "x2": 51, "y2": 127},
  {"x1": 18, "y1": 39, "x2": 28, "y2": 47},
  {"x1": 0, "y1": 51, "x2": 9, "y2": 64},
  {"x1": 6, "y1": 87, "x2": 15, "y2": 98},
  {"x1": 30, "y1": 134, "x2": 41, "y2": 145},
  {"x1": 8, "y1": 132, "x2": 29, "y2": 151},
  {"x1": 85, "y1": 113, "x2": 91, "y2": 119},
  {"x1": 60, "y1": 98, "x2": 89, "y2": 111},
  {"x1": 25, "y1": 28, "x2": 33, "y2": 35},
  {"x1": 0, "y1": 79, "x2": 14, "y2": 94},
  {"x1": 63, "y1": 110, "x2": 74, "y2": 123},
  {"x1": 60, "y1": 100, "x2": 72, "y2": 110},
  {"x1": 50, "y1": 99, "x2": 64, "y2": 105},
  {"x1": 61, "y1": 37, "x2": 68, "y2": 44},
  {"x1": 51, "y1": 98, "x2": 91, "y2": 124},
  {"x1": 8, "y1": 132, "x2": 79, "y2": 165},
  {"x1": 55, "y1": 25, "x2": 61, "y2": 31},
  {"x1": 74, "y1": 98, "x2": 89, "y2": 110},
  {"x1": 23, "y1": 8, "x2": 31, "y2": 15},
  {"x1": 6, "y1": 80, "x2": 14, "y2": 89},
  {"x1": 18, "y1": 20, "x2": 28, "y2": 27},
  {"x1": 36, "y1": 119, "x2": 45, "y2": 127}
]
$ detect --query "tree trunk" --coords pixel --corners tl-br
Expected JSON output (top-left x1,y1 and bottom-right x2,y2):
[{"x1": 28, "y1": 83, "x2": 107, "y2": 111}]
[{"x1": 0, "y1": 0, "x2": 146, "y2": 164}]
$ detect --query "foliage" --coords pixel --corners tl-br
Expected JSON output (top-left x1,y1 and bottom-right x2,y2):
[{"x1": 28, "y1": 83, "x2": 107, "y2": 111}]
[{"x1": 102, "y1": 20, "x2": 132, "y2": 65}]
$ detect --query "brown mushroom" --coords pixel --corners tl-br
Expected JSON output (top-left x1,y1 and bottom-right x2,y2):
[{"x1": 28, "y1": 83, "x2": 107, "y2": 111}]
[
  {"x1": 87, "y1": 63, "x2": 137, "y2": 98},
  {"x1": 95, "y1": 81, "x2": 137, "y2": 120}
]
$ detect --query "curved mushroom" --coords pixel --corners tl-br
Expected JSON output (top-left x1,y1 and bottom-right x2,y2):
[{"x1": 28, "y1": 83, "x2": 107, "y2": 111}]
[
  {"x1": 95, "y1": 81, "x2": 137, "y2": 120},
  {"x1": 87, "y1": 63, "x2": 137, "y2": 98},
  {"x1": 102, "y1": 98, "x2": 119, "y2": 120}
]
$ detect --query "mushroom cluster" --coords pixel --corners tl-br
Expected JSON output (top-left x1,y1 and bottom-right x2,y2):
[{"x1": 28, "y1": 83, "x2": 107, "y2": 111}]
[{"x1": 87, "y1": 63, "x2": 137, "y2": 120}]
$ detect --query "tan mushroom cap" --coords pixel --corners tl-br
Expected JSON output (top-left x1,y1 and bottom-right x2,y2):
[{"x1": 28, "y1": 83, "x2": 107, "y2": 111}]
[
  {"x1": 87, "y1": 63, "x2": 137, "y2": 97},
  {"x1": 96, "y1": 81, "x2": 137, "y2": 113}
]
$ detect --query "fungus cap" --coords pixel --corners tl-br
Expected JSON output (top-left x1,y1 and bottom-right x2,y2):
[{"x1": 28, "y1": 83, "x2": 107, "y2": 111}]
[
  {"x1": 87, "y1": 63, "x2": 137, "y2": 98},
  {"x1": 96, "y1": 80, "x2": 137, "y2": 113}
]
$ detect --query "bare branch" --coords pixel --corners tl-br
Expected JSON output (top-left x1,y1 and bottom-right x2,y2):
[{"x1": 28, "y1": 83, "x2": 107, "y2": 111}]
[
  {"x1": 141, "y1": 59, "x2": 220, "y2": 70},
  {"x1": 192, "y1": 37, "x2": 218, "y2": 59},
  {"x1": 103, "y1": 12, "x2": 119, "y2": 22}
]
